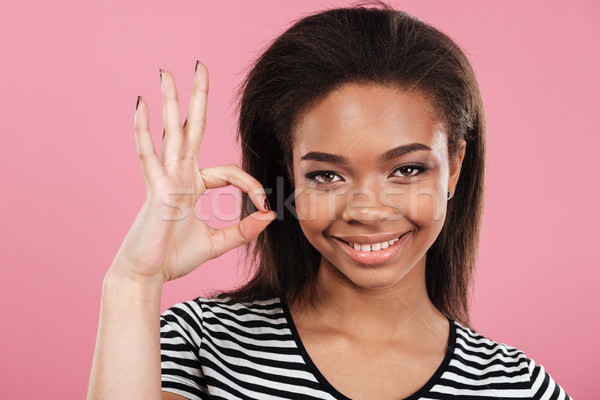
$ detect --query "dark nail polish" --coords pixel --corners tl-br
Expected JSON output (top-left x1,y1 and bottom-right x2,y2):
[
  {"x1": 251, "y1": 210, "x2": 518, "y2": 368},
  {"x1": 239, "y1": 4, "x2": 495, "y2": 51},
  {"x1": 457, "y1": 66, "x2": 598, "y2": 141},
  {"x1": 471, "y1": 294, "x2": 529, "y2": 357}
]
[
  {"x1": 263, "y1": 198, "x2": 271, "y2": 211},
  {"x1": 195, "y1": 60, "x2": 200, "y2": 73},
  {"x1": 159, "y1": 69, "x2": 163, "y2": 83},
  {"x1": 136, "y1": 96, "x2": 142, "y2": 111}
]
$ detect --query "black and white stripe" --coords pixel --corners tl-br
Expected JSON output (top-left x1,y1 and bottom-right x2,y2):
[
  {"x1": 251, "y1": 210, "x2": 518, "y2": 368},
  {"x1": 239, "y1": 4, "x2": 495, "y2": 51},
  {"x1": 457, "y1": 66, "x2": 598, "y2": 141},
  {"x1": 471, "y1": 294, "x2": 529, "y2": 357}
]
[{"x1": 160, "y1": 296, "x2": 571, "y2": 399}]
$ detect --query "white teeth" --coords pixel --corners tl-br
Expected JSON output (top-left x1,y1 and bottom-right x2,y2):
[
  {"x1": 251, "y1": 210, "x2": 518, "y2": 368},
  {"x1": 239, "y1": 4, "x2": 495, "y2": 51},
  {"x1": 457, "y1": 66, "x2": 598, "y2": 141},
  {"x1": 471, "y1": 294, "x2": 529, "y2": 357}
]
[{"x1": 347, "y1": 236, "x2": 401, "y2": 252}]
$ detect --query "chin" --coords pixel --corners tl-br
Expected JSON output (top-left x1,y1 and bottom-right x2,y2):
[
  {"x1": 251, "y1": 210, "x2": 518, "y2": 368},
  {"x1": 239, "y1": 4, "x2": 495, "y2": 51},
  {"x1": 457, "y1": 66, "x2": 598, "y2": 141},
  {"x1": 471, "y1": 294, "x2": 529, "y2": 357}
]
[{"x1": 322, "y1": 257, "x2": 418, "y2": 292}]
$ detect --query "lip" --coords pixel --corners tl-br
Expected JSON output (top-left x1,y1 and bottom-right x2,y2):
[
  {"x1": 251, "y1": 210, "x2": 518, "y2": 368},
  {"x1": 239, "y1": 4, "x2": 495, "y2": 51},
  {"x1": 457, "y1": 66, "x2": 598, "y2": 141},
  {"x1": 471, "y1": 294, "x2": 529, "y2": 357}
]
[
  {"x1": 331, "y1": 231, "x2": 411, "y2": 266},
  {"x1": 332, "y1": 232, "x2": 404, "y2": 245}
]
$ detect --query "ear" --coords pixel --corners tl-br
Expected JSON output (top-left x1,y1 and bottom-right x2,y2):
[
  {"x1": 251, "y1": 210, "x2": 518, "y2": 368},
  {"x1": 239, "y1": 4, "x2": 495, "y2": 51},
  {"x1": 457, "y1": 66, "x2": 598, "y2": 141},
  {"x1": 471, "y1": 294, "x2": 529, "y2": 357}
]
[{"x1": 448, "y1": 139, "x2": 466, "y2": 197}]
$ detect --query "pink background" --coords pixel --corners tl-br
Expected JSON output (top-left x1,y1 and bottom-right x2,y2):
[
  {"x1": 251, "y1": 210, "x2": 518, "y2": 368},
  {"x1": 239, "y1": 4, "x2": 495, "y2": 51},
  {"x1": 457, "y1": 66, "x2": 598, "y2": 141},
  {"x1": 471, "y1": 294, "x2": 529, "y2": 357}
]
[{"x1": 1, "y1": 0, "x2": 596, "y2": 397}]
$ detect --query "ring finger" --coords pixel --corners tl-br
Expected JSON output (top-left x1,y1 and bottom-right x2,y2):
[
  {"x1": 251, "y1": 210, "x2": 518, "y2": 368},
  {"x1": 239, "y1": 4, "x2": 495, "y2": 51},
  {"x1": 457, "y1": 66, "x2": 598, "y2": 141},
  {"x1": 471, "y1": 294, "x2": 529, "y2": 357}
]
[{"x1": 159, "y1": 69, "x2": 184, "y2": 166}]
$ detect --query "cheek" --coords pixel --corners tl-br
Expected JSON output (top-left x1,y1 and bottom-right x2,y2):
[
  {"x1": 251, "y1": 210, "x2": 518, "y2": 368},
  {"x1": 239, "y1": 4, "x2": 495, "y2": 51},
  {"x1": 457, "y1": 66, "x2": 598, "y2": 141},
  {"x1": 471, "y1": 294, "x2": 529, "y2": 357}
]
[
  {"x1": 407, "y1": 185, "x2": 447, "y2": 224},
  {"x1": 295, "y1": 187, "x2": 335, "y2": 231},
  {"x1": 380, "y1": 182, "x2": 447, "y2": 226}
]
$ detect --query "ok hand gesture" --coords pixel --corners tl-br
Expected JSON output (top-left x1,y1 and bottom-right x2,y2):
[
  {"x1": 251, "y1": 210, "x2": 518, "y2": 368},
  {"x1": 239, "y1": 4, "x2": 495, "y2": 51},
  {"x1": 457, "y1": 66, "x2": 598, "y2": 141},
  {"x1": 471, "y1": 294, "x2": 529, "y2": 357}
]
[{"x1": 110, "y1": 61, "x2": 276, "y2": 285}]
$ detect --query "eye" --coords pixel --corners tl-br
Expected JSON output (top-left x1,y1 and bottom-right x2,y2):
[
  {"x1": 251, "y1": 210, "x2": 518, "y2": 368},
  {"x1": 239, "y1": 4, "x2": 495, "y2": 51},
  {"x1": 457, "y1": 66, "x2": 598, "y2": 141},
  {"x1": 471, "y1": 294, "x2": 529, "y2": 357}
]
[
  {"x1": 305, "y1": 170, "x2": 342, "y2": 184},
  {"x1": 392, "y1": 164, "x2": 428, "y2": 181}
]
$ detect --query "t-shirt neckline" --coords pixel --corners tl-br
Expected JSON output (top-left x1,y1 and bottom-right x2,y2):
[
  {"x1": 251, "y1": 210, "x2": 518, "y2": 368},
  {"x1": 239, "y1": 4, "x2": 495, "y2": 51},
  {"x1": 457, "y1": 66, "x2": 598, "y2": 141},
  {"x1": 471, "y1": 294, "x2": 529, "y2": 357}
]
[{"x1": 279, "y1": 295, "x2": 456, "y2": 400}]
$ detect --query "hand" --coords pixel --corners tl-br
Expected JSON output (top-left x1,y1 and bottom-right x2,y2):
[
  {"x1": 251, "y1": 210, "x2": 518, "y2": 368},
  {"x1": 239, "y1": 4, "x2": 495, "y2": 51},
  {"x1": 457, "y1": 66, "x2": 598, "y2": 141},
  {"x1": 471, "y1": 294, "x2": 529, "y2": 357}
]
[{"x1": 109, "y1": 61, "x2": 276, "y2": 285}]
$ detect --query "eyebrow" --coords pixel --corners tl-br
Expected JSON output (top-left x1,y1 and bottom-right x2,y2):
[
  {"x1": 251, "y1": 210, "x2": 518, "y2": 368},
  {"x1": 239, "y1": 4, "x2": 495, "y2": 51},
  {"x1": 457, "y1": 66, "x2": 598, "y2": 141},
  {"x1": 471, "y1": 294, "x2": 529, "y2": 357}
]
[{"x1": 300, "y1": 143, "x2": 432, "y2": 164}]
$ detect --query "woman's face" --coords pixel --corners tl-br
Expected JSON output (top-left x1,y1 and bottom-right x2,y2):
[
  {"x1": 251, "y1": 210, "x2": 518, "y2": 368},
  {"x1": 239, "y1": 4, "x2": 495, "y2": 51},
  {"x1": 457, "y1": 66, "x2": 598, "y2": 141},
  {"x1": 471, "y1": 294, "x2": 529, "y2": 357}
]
[{"x1": 291, "y1": 83, "x2": 466, "y2": 290}]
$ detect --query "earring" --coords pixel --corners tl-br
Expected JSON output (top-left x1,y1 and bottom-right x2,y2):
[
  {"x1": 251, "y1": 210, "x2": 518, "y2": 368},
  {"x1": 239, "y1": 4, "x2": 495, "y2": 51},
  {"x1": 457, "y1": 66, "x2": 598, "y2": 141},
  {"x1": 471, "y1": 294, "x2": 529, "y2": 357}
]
[{"x1": 447, "y1": 191, "x2": 451, "y2": 199}]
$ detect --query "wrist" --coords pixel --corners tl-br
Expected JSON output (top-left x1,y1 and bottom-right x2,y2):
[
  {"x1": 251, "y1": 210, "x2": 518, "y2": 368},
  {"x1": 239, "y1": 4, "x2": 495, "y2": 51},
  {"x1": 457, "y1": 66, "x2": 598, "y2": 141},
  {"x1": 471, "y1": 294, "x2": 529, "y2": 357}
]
[{"x1": 103, "y1": 264, "x2": 165, "y2": 302}]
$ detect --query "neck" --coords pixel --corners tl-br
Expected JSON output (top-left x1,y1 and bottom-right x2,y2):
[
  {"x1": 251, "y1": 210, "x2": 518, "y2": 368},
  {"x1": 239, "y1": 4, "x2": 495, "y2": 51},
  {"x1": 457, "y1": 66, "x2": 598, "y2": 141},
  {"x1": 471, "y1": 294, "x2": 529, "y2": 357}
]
[{"x1": 293, "y1": 254, "x2": 447, "y2": 342}]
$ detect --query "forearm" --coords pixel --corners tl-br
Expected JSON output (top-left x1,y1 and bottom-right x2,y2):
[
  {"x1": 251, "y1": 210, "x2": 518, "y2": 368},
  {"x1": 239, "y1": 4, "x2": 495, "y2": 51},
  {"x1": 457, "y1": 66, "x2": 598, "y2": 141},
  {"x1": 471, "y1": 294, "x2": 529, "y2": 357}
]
[{"x1": 86, "y1": 265, "x2": 164, "y2": 400}]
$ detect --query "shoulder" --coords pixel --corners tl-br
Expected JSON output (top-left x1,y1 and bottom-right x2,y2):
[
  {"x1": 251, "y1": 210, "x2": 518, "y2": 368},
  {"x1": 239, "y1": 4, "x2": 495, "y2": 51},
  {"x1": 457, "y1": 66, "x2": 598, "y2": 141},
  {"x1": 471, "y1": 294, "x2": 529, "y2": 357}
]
[
  {"x1": 449, "y1": 321, "x2": 572, "y2": 399},
  {"x1": 162, "y1": 295, "x2": 284, "y2": 316},
  {"x1": 160, "y1": 295, "x2": 286, "y2": 331},
  {"x1": 453, "y1": 320, "x2": 530, "y2": 366}
]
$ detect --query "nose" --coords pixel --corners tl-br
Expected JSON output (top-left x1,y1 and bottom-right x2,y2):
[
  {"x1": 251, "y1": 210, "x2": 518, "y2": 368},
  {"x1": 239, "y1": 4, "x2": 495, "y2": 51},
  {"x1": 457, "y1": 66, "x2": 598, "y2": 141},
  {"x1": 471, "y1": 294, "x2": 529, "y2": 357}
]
[{"x1": 341, "y1": 183, "x2": 405, "y2": 223}]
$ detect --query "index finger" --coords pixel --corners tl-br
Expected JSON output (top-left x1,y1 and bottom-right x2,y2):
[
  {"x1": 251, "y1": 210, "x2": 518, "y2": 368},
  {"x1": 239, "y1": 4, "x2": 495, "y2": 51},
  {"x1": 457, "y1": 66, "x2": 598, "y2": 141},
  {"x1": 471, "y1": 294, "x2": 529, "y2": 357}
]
[
  {"x1": 183, "y1": 60, "x2": 209, "y2": 160},
  {"x1": 198, "y1": 164, "x2": 271, "y2": 212}
]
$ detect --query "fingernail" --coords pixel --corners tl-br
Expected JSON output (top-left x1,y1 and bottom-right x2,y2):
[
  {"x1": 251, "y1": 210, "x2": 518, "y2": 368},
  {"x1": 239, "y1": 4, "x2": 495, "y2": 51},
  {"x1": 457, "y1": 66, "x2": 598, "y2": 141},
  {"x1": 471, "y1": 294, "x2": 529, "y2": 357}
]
[
  {"x1": 159, "y1": 68, "x2": 163, "y2": 83},
  {"x1": 136, "y1": 96, "x2": 142, "y2": 111},
  {"x1": 263, "y1": 198, "x2": 271, "y2": 211},
  {"x1": 195, "y1": 60, "x2": 200, "y2": 73}
]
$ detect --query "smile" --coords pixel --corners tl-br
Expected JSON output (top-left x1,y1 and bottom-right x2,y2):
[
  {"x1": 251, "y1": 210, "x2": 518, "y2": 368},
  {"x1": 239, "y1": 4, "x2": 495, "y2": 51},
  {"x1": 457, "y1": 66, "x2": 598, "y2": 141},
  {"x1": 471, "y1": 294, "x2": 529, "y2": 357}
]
[
  {"x1": 344, "y1": 237, "x2": 400, "y2": 252},
  {"x1": 331, "y1": 232, "x2": 411, "y2": 265}
]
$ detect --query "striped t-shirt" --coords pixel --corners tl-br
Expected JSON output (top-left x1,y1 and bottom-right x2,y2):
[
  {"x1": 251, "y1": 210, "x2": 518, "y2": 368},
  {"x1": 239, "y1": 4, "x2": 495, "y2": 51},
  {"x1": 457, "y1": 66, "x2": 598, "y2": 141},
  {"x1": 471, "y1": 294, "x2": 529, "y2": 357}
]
[{"x1": 159, "y1": 296, "x2": 572, "y2": 399}]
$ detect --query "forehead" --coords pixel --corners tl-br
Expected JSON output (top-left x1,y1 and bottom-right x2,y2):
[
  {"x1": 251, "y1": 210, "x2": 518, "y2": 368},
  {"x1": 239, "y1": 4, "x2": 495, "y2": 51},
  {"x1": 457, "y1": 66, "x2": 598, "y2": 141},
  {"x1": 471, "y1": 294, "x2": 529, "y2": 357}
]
[{"x1": 292, "y1": 83, "x2": 446, "y2": 158}]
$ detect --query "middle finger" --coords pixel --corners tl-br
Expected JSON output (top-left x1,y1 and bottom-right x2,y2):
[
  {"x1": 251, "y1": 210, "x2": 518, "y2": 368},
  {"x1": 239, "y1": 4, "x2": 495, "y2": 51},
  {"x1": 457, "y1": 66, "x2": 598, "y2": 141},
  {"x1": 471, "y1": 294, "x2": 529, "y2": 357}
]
[{"x1": 183, "y1": 60, "x2": 209, "y2": 160}]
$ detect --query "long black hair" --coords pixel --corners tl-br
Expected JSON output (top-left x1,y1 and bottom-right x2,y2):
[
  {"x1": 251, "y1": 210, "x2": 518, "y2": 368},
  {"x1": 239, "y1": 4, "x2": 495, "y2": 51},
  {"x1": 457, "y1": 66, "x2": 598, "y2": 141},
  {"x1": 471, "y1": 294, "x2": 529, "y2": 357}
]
[{"x1": 214, "y1": 0, "x2": 486, "y2": 329}]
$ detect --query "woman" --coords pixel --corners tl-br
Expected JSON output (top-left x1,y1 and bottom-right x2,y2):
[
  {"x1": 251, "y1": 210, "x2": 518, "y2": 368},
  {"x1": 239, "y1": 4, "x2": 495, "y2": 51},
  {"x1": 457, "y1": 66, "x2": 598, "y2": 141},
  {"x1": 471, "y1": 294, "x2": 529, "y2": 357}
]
[{"x1": 87, "y1": 2, "x2": 572, "y2": 399}]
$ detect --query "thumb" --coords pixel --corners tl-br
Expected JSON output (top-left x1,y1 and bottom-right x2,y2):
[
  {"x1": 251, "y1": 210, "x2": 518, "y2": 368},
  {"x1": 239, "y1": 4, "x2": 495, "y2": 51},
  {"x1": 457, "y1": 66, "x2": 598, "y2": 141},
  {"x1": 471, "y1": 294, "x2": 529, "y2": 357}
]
[{"x1": 210, "y1": 211, "x2": 277, "y2": 258}]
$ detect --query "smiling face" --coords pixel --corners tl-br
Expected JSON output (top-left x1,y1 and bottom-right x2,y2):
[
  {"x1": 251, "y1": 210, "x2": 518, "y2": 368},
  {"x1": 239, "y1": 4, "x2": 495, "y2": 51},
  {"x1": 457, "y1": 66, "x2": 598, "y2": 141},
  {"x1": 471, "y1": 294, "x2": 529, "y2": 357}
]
[{"x1": 290, "y1": 82, "x2": 466, "y2": 291}]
